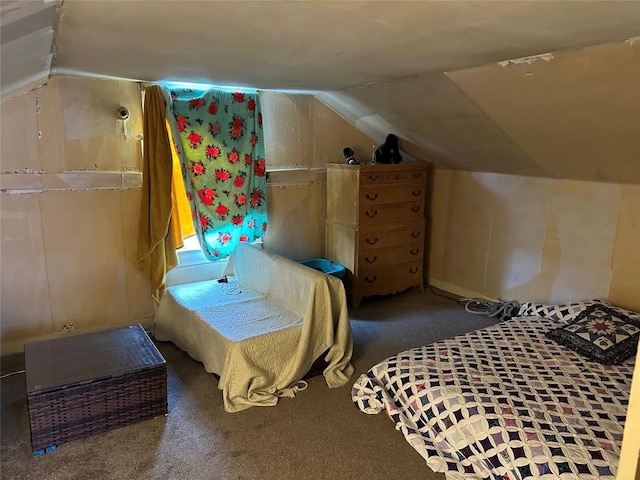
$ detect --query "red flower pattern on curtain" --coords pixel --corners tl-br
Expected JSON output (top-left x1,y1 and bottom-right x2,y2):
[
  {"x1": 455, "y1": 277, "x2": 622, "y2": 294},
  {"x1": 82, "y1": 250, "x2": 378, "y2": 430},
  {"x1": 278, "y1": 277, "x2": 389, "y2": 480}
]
[{"x1": 165, "y1": 87, "x2": 267, "y2": 260}]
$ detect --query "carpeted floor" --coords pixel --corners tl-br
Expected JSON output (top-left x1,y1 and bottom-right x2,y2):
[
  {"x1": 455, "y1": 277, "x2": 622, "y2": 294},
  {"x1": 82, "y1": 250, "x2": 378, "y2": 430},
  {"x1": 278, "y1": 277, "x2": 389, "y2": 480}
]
[{"x1": 1, "y1": 288, "x2": 500, "y2": 480}]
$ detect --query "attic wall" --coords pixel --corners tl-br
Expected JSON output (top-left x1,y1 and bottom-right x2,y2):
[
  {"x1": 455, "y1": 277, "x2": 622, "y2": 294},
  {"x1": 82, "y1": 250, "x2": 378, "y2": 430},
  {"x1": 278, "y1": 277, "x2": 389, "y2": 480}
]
[
  {"x1": 428, "y1": 170, "x2": 640, "y2": 312},
  {"x1": 322, "y1": 37, "x2": 640, "y2": 184},
  {"x1": 0, "y1": 76, "x2": 151, "y2": 354},
  {"x1": 0, "y1": 77, "x2": 371, "y2": 353},
  {"x1": 260, "y1": 92, "x2": 375, "y2": 260}
]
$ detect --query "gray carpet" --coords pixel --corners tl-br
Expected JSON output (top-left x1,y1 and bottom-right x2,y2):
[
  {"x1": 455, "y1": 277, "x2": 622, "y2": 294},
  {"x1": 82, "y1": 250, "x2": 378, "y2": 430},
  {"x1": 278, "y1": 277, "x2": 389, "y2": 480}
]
[{"x1": 1, "y1": 288, "x2": 500, "y2": 480}]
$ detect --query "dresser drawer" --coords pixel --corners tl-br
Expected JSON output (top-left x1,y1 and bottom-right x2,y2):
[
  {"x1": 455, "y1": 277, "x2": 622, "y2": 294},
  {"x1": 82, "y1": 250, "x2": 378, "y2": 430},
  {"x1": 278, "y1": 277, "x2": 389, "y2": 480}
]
[
  {"x1": 360, "y1": 169, "x2": 426, "y2": 185},
  {"x1": 357, "y1": 262, "x2": 423, "y2": 291},
  {"x1": 360, "y1": 183, "x2": 425, "y2": 205},
  {"x1": 358, "y1": 244, "x2": 423, "y2": 270},
  {"x1": 359, "y1": 201, "x2": 424, "y2": 224},
  {"x1": 359, "y1": 222, "x2": 425, "y2": 250}
]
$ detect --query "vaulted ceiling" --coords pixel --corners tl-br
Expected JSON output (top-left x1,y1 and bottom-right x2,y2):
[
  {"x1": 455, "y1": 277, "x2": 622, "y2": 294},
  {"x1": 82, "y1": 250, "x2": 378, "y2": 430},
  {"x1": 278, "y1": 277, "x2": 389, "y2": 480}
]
[{"x1": 2, "y1": 1, "x2": 640, "y2": 183}]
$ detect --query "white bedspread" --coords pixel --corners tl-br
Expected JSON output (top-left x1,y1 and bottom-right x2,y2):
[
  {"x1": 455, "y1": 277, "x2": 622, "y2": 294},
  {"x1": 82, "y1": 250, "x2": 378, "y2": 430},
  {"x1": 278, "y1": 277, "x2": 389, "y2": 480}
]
[{"x1": 155, "y1": 244, "x2": 354, "y2": 412}]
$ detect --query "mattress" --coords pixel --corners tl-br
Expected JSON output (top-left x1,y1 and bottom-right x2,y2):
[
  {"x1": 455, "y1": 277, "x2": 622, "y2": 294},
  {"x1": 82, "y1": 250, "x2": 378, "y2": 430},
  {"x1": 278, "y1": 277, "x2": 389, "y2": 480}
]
[{"x1": 352, "y1": 316, "x2": 635, "y2": 479}]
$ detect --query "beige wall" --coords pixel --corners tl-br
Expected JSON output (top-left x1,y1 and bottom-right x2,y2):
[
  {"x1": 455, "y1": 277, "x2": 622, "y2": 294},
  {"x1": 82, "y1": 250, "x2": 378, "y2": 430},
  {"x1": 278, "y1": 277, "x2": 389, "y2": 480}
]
[
  {"x1": 260, "y1": 92, "x2": 375, "y2": 260},
  {"x1": 428, "y1": 169, "x2": 640, "y2": 312},
  {"x1": 0, "y1": 76, "x2": 152, "y2": 354},
  {"x1": 0, "y1": 78, "x2": 373, "y2": 353}
]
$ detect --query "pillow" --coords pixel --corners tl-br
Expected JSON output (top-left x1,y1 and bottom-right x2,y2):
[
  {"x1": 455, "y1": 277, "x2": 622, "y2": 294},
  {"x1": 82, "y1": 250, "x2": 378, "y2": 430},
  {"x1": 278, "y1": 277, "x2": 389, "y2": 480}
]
[
  {"x1": 517, "y1": 299, "x2": 608, "y2": 323},
  {"x1": 545, "y1": 303, "x2": 640, "y2": 365}
]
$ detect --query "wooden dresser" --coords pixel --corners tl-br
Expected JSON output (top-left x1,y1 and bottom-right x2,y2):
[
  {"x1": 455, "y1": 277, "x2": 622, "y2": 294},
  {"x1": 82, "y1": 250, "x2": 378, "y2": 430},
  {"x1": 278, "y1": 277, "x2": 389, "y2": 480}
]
[{"x1": 325, "y1": 162, "x2": 427, "y2": 308}]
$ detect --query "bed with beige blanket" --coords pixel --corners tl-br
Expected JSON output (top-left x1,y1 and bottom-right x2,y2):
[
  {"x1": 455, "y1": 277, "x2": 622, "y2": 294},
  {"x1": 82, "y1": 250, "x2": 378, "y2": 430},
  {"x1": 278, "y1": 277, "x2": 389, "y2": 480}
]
[{"x1": 154, "y1": 244, "x2": 354, "y2": 412}]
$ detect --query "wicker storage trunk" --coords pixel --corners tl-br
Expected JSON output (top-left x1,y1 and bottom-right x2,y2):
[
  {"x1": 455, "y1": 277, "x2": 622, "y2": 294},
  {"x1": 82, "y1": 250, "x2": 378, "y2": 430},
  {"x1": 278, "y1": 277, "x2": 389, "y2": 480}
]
[{"x1": 25, "y1": 324, "x2": 167, "y2": 453}]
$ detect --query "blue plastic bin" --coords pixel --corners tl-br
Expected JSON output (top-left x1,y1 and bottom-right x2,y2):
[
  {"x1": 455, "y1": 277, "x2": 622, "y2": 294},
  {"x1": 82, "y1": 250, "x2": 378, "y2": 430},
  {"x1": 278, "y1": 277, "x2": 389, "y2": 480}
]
[{"x1": 300, "y1": 258, "x2": 346, "y2": 279}]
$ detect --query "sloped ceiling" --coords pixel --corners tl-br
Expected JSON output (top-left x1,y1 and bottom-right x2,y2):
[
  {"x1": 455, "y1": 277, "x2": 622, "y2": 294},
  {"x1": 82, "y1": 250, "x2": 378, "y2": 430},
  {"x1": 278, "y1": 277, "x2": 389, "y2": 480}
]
[
  {"x1": 2, "y1": 1, "x2": 640, "y2": 183},
  {"x1": 0, "y1": 0, "x2": 57, "y2": 97}
]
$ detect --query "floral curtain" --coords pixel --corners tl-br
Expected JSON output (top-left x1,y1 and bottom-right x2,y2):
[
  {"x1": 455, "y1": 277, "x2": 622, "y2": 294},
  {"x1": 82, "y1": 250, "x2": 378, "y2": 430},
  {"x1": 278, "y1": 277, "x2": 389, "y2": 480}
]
[{"x1": 164, "y1": 86, "x2": 268, "y2": 260}]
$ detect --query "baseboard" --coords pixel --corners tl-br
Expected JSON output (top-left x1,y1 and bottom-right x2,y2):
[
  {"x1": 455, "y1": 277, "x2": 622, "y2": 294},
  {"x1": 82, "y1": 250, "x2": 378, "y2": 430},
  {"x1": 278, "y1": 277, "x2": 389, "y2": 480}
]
[{"x1": 428, "y1": 279, "x2": 497, "y2": 302}]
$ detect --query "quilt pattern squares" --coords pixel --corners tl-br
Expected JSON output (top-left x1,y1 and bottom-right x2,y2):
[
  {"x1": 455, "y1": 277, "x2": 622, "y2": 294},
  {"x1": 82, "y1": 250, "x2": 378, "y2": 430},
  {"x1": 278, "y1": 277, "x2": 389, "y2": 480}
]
[
  {"x1": 518, "y1": 299, "x2": 640, "y2": 325},
  {"x1": 352, "y1": 317, "x2": 634, "y2": 480},
  {"x1": 517, "y1": 299, "x2": 605, "y2": 323}
]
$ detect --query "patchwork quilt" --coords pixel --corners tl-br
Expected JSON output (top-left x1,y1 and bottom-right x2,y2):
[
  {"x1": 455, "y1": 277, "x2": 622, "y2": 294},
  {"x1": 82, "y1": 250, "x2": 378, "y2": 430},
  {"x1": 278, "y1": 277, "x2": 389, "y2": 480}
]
[{"x1": 352, "y1": 317, "x2": 635, "y2": 480}]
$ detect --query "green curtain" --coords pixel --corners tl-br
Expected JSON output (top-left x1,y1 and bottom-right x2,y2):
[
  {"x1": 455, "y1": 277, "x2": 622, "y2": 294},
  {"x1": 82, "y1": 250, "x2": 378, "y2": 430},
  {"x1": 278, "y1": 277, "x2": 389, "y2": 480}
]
[
  {"x1": 164, "y1": 86, "x2": 268, "y2": 260},
  {"x1": 136, "y1": 85, "x2": 178, "y2": 301}
]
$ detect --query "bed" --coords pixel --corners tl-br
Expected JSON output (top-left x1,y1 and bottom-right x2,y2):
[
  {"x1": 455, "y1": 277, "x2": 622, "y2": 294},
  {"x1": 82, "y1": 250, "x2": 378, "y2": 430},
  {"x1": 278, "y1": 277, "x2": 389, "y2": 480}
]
[{"x1": 352, "y1": 303, "x2": 638, "y2": 479}]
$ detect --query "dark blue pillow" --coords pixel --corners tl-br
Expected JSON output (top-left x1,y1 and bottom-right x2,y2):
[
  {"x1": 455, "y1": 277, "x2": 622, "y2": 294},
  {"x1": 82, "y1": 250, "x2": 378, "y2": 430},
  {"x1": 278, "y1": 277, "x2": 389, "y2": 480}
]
[{"x1": 545, "y1": 304, "x2": 640, "y2": 365}]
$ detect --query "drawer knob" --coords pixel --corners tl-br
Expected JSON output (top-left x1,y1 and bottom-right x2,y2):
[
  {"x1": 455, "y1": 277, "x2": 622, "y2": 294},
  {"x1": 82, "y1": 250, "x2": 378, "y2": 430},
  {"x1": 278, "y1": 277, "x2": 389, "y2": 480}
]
[
  {"x1": 365, "y1": 274, "x2": 378, "y2": 283},
  {"x1": 411, "y1": 205, "x2": 421, "y2": 213},
  {"x1": 365, "y1": 209, "x2": 378, "y2": 218},
  {"x1": 411, "y1": 189, "x2": 422, "y2": 197},
  {"x1": 413, "y1": 172, "x2": 422, "y2": 179},
  {"x1": 409, "y1": 267, "x2": 418, "y2": 274},
  {"x1": 365, "y1": 237, "x2": 379, "y2": 245},
  {"x1": 365, "y1": 255, "x2": 378, "y2": 264},
  {"x1": 365, "y1": 192, "x2": 379, "y2": 201},
  {"x1": 368, "y1": 175, "x2": 379, "y2": 181},
  {"x1": 411, "y1": 231, "x2": 421, "y2": 238},
  {"x1": 410, "y1": 248, "x2": 420, "y2": 256}
]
